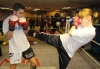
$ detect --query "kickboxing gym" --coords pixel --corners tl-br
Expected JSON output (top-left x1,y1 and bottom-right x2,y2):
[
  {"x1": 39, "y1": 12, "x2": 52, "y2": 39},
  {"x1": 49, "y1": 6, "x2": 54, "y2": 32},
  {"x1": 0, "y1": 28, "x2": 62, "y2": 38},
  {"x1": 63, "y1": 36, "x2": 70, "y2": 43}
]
[{"x1": 0, "y1": 1, "x2": 100, "y2": 69}]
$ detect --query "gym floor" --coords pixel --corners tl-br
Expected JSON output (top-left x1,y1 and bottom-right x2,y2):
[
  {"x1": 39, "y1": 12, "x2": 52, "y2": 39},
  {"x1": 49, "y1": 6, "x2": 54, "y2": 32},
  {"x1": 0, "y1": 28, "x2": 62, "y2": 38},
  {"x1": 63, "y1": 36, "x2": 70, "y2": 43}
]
[{"x1": 0, "y1": 28, "x2": 100, "y2": 69}]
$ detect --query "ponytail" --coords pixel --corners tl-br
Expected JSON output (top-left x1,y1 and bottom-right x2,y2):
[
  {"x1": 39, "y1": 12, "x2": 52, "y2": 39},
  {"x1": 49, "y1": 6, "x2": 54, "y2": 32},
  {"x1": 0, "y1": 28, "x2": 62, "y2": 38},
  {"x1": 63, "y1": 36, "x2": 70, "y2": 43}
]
[{"x1": 93, "y1": 12, "x2": 99, "y2": 24}]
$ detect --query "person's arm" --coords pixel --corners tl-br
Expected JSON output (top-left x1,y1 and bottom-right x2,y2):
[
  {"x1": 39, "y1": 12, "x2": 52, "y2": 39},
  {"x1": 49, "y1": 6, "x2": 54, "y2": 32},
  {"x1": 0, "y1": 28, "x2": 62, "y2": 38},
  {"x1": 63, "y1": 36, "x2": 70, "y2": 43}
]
[
  {"x1": 4, "y1": 15, "x2": 18, "y2": 40},
  {"x1": 18, "y1": 17, "x2": 28, "y2": 35},
  {"x1": 68, "y1": 15, "x2": 81, "y2": 36},
  {"x1": 24, "y1": 28, "x2": 29, "y2": 35},
  {"x1": 68, "y1": 26, "x2": 76, "y2": 36},
  {"x1": 5, "y1": 31, "x2": 14, "y2": 40}
]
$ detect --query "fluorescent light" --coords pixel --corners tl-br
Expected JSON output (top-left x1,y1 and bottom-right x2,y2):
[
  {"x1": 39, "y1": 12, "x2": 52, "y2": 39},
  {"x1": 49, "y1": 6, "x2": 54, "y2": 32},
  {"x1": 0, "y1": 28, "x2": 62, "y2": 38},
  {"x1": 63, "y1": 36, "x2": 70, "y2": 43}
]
[
  {"x1": 62, "y1": 7, "x2": 71, "y2": 9},
  {"x1": 0, "y1": 7, "x2": 11, "y2": 10},
  {"x1": 33, "y1": 10, "x2": 37, "y2": 11},
  {"x1": 55, "y1": 10, "x2": 60, "y2": 11},
  {"x1": 25, "y1": 7, "x2": 32, "y2": 9},
  {"x1": 34, "y1": 8, "x2": 40, "y2": 10}
]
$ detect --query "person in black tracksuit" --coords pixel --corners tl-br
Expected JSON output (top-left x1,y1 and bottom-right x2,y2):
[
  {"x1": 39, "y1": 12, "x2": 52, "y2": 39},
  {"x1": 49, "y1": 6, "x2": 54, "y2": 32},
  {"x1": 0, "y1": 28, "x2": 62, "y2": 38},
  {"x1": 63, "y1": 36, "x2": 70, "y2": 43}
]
[{"x1": 28, "y1": 8, "x2": 96, "y2": 69}]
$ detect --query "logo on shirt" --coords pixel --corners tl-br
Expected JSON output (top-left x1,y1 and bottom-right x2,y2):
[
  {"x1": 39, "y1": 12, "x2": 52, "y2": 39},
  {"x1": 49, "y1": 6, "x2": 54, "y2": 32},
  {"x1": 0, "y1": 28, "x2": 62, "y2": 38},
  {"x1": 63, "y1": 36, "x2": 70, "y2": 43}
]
[
  {"x1": 9, "y1": 53, "x2": 14, "y2": 58},
  {"x1": 14, "y1": 26, "x2": 23, "y2": 30}
]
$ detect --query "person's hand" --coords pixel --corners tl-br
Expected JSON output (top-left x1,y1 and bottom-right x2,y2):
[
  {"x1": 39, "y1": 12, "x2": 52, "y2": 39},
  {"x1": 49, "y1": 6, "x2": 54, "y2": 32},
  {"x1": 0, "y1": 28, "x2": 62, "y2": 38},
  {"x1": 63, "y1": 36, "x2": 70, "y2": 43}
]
[
  {"x1": 9, "y1": 15, "x2": 18, "y2": 31},
  {"x1": 73, "y1": 16, "x2": 80, "y2": 27},
  {"x1": 18, "y1": 17, "x2": 28, "y2": 30}
]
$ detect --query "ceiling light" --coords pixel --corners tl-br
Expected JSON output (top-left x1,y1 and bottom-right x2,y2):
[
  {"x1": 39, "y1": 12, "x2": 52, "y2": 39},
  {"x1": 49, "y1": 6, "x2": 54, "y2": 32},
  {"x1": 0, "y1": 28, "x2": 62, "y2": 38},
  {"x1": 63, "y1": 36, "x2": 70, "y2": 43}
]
[
  {"x1": 34, "y1": 8, "x2": 40, "y2": 10},
  {"x1": 25, "y1": 7, "x2": 32, "y2": 9},
  {"x1": 55, "y1": 10, "x2": 60, "y2": 11},
  {"x1": 9, "y1": 9, "x2": 13, "y2": 10},
  {"x1": 62, "y1": 7, "x2": 71, "y2": 9},
  {"x1": 0, "y1": 7, "x2": 11, "y2": 10},
  {"x1": 33, "y1": 10, "x2": 37, "y2": 11}
]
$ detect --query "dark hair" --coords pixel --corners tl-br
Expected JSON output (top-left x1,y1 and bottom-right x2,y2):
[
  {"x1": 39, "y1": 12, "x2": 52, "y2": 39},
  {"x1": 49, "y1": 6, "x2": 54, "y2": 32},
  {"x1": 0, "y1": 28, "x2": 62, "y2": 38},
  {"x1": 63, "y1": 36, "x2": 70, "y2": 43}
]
[{"x1": 13, "y1": 3, "x2": 25, "y2": 11}]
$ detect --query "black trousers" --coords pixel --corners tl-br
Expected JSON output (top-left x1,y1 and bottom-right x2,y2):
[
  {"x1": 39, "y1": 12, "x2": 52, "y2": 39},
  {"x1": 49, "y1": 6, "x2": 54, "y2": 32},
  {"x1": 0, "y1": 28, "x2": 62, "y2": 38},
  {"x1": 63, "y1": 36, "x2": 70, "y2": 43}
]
[
  {"x1": 22, "y1": 46, "x2": 36, "y2": 59},
  {"x1": 36, "y1": 33, "x2": 71, "y2": 69}
]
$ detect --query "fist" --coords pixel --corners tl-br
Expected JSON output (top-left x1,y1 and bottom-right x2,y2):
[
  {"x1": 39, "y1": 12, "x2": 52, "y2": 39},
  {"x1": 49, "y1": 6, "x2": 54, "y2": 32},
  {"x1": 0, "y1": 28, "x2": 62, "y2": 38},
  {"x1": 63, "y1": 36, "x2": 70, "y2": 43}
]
[
  {"x1": 73, "y1": 16, "x2": 80, "y2": 27},
  {"x1": 9, "y1": 15, "x2": 18, "y2": 31},
  {"x1": 18, "y1": 17, "x2": 28, "y2": 30},
  {"x1": 9, "y1": 15, "x2": 18, "y2": 26},
  {"x1": 18, "y1": 17, "x2": 28, "y2": 26}
]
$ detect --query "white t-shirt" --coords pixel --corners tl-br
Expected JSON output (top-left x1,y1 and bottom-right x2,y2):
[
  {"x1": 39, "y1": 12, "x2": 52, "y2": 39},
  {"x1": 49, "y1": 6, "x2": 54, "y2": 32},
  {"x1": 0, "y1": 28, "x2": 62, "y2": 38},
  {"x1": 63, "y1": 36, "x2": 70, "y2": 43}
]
[
  {"x1": 60, "y1": 25, "x2": 96, "y2": 58},
  {"x1": 2, "y1": 16, "x2": 30, "y2": 53}
]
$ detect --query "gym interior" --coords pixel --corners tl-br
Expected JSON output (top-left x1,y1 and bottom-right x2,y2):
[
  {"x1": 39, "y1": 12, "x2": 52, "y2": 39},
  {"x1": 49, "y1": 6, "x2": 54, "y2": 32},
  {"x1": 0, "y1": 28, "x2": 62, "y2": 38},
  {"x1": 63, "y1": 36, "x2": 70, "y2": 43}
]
[{"x1": 0, "y1": 0, "x2": 100, "y2": 69}]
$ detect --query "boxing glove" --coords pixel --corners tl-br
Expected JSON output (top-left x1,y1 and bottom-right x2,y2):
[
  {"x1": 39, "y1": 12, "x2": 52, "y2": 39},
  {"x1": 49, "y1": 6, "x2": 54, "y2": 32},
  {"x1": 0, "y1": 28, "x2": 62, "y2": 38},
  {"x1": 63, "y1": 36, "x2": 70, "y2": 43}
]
[
  {"x1": 73, "y1": 16, "x2": 80, "y2": 27},
  {"x1": 18, "y1": 17, "x2": 28, "y2": 30},
  {"x1": 9, "y1": 15, "x2": 18, "y2": 31}
]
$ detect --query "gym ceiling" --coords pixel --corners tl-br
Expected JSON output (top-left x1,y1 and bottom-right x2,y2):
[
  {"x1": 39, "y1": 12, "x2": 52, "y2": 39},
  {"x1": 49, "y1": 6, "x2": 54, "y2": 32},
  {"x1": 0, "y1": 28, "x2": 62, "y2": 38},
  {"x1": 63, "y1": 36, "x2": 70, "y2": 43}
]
[{"x1": 0, "y1": 0, "x2": 100, "y2": 12}]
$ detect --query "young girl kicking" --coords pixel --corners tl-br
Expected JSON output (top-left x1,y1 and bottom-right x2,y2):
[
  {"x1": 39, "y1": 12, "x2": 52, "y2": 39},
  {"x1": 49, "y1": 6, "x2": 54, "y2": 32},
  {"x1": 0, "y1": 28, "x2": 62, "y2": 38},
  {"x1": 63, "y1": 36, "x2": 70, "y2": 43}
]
[{"x1": 28, "y1": 8, "x2": 97, "y2": 69}]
